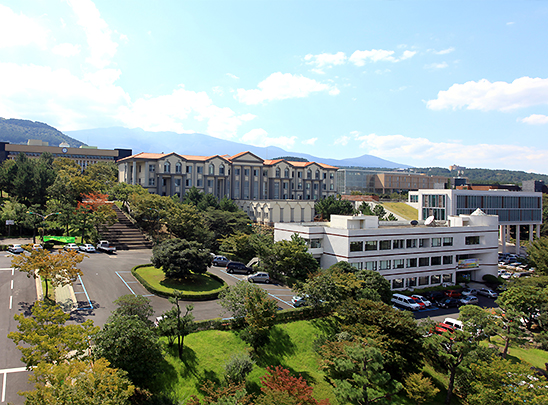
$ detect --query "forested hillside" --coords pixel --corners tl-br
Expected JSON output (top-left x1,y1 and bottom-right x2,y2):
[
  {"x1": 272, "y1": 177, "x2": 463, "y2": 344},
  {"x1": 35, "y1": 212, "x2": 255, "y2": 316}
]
[
  {"x1": 0, "y1": 118, "x2": 85, "y2": 147},
  {"x1": 410, "y1": 167, "x2": 548, "y2": 185}
]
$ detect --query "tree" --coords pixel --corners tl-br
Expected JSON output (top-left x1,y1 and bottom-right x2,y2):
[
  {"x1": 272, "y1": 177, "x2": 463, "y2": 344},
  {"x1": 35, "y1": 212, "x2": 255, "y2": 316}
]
[
  {"x1": 314, "y1": 195, "x2": 353, "y2": 221},
  {"x1": 183, "y1": 186, "x2": 204, "y2": 206},
  {"x1": 372, "y1": 205, "x2": 386, "y2": 219},
  {"x1": 165, "y1": 202, "x2": 211, "y2": 243},
  {"x1": 94, "y1": 313, "x2": 164, "y2": 388},
  {"x1": 219, "y1": 196, "x2": 239, "y2": 212},
  {"x1": 219, "y1": 232, "x2": 259, "y2": 263},
  {"x1": 12, "y1": 248, "x2": 84, "y2": 299},
  {"x1": 151, "y1": 238, "x2": 212, "y2": 277},
  {"x1": 497, "y1": 284, "x2": 548, "y2": 330},
  {"x1": 355, "y1": 269, "x2": 392, "y2": 304},
  {"x1": 83, "y1": 161, "x2": 118, "y2": 192},
  {"x1": 224, "y1": 353, "x2": 255, "y2": 384},
  {"x1": 79, "y1": 192, "x2": 117, "y2": 237},
  {"x1": 319, "y1": 337, "x2": 401, "y2": 405},
  {"x1": 112, "y1": 294, "x2": 154, "y2": 326},
  {"x1": 8, "y1": 301, "x2": 98, "y2": 368},
  {"x1": 197, "y1": 193, "x2": 220, "y2": 211},
  {"x1": 526, "y1": 236, "x2": 548, "y2": 275},
  {"x1": 296, "y1": 268, "x2": 364, "y2": 307},
  {"x1": 202, "y1": 208, "x2": 252, "y2": 250},
  {"x1": 356, "y1": 202, "x2": 375, "y2": 216},
  {"x1": 169, "y1": 292, "x2": 195, "y2": 359},
  {"x1": 257, "y1": 365, "x2": 330, "y2": 405},
  {"x1": 260, "y1": 234, "x2": 318, "y2": 281},
  {"x1": 219, "y1": 281, "x2": 260, "y2": 320},
  {"x1": 109, "y1": 182, "x2": 148, "y2": 206},
  {"x1": 403, "y1": 373, "x2": 439, "y2": 405},
  {"x1": 21, "y1": 358, "x2": 134, "y2": 405}
]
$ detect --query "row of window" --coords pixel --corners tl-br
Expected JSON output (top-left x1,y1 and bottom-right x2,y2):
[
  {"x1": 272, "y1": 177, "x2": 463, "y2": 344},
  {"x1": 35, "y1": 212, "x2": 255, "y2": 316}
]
[
  {"x1": 391, "y1": 273, "x2": 453, "y2": 289},
  {"x1": 352, "y1": 254, "x2": 456, "y2": 271},
  {"x1": 349, "y1": 236, "x2": 481, "y2": 252}
]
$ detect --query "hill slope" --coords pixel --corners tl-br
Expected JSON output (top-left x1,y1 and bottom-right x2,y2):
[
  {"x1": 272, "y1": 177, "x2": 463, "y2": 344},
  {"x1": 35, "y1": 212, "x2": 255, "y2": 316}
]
[{"x1": 0, "y1": 118, "x2": 86, "y2": 148}]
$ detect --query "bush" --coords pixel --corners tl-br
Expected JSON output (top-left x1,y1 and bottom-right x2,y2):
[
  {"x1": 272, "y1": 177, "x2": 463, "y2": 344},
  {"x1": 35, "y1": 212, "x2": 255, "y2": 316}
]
[
  {"x1": 534, "y1": 331, "x2": 548, "y2": 350},
  {"x1": 482, "y1": 274, "x2": 501, "y2": 285},
  {"x1": 224, "y1": 353, "x2": 254, "y2": 383}
]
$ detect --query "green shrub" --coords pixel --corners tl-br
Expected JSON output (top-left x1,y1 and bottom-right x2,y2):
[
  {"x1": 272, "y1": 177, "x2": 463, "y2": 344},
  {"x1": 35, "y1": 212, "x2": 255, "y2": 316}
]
[
  {"x1": 224, "y1": 352, "x2": 254, "y2": 383},
  {"x1": 482, "y1": 274, "x2": 501, "y2": 284},
  {"x1": 534, "y1": 331, "x2": 548, "y2": 350}
]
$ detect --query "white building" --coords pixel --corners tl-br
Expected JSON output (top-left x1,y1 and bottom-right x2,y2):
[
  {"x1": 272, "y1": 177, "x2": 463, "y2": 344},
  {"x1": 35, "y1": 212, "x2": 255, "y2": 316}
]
[
  {"x1": 274, "y1": 212, "x2": 499, "y2": 291},
  {"x1": 408, "y1": 189, "x2": 543, "y2": 254}
]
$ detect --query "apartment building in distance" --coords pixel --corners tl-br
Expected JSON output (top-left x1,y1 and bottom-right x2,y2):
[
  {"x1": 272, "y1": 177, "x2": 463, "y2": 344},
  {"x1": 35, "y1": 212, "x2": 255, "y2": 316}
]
[
  {"x1": 336, "y1": 168, "x2": 450, "y2": 195},
  {"x1": 408, "y1": 189, "x2": 543, "y2": 254},
  {"x1": 274, "y1": 211, "x2": 499, "y2": 290}
]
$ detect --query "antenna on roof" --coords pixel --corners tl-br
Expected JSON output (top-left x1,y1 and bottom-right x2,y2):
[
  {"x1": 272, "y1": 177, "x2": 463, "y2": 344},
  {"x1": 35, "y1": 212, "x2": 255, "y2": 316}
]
[{"x1": 425, "y1": 216, "x2": 436, "y2": 226}]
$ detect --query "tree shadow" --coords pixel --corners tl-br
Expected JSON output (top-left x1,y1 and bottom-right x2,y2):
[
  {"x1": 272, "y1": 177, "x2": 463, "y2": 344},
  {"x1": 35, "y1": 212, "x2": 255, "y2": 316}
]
[
  {"x1": 18, "y1": 301, "x2": 34, "y2": 316},
  {"x1": 69, "y1": 300, "x2": 100, "y2": 322},
  {"x1": 254, "y1": 326, "x2": 296, "y2": 367},
  {"x1": 310, "y1": 316, "x2": 339, "y2": 337}
]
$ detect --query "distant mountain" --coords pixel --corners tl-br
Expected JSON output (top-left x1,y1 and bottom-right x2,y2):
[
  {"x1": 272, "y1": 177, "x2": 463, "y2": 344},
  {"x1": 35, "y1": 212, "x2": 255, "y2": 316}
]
[
  {"x1": 65, "y1": 127, "x2": 411, "y2": 169},
  {"x1": 0, "y1": 118, "x2": 86, "y2": 148}
]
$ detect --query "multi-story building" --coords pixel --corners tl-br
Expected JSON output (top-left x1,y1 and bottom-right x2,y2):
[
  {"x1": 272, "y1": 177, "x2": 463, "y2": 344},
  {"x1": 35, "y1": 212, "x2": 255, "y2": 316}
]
[
  {"x1": 274, "y1": 212, "x2": 499, "y2": 290},
  {"x1": 117, "y1": 151, "x2": 338, "y2": 202},
  {"x1": 0, "y1": 140, "x2": 132, "y2": 171},
  {"x1": 336, "y1": 168, "x2": 449, "y2": 194},
  {"x1": 408, "y1": 189, "x2": 543, "y2": 254}
]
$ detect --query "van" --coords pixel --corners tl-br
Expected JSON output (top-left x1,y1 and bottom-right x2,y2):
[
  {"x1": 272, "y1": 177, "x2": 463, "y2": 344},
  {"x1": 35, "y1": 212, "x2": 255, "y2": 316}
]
[
  {"x1": 443, "y1": 317, "x2": 463, "y2": 330},
  {"x1": 391, "y1": 294, "x2": 421, "y2": 311}
]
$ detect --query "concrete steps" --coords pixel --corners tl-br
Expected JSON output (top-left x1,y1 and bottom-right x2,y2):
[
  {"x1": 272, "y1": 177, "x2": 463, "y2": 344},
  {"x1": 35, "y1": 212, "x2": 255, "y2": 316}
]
[{"x1": 102, "y1": 205, "x2": 153, "y2": 250}]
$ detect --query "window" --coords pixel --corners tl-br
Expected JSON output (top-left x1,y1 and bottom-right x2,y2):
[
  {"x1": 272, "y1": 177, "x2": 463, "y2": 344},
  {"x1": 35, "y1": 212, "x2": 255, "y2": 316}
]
[
  {"x1": 431, "y1": 256, "x2": 442, "y2": 266},
  {"x1": 330, "y1": 184, "x2": 334, "y2": 190},
  {"x1": 263, "y1": 170, "x2": 268, "y2": 177},
  {"x1": 162, "y1": 178, "x2": 167, "y2": 186},
  {"x1": 406, "y1": 277, "x2": 417, "y2": 288},
  {"x1": 298, "y1": 183, "x2": 302, "y2": 189},
  {"x1": 307, "y1": 170, "x2": 312, "y2": 179},
  {"x1": 350, "y1": 241, "x2": 363, "y2": 252},
  {"x1": 253, "y1": 169, "x2": 258, "y2": 177},
  {"x1": 393, "y1": 239, "x2": 404, "y2": 249},
  {"x1": 406, "y1": 239, "x2": 417, "y2": 248},
  {"x1": 298, "y1": 171, "x2": 302, "y2": 178},
  {"x1": 276, "y1": 168, "x2": 281, "y2": 178},
  {"x1": 392, "y1": 278, "x2": 404, "y2": 289},
  {"x1": 209, "y1": 164, "x2": 214, "y2": 175},
  {"x1": 431, "y1": 274, "x2": 441, "y2": 284},
  {"x1": 330, "y1": 173, "x2": 334, "y2": 179},
  {"x1": 419, "y1": 257, "x2": 429, "y2": 267},
  {"x1": 310, "y1": 239, "x2": 322, "y2": 248},
  {"x1": 138, "y1": 165, "x2": 142, "y2": 173},
  {"x1": 197, "y1": 166, "x2": 203, "y2": 174},
  {"x1": 351, "y1": 262, "x2": 363, "y2": 270},
  {"x1": 185, "y1": 179, "x2": 192, "y2": 187},
  {"x1": 148, "y1": 164, "x2": 155, "y2": 172},
  {"x1": 406, "y1": 258, "x2": 417, "y2": 268},
  {"x1": 315, "y1": 170, "x2": 320, "y2": 179},
  {"x1": 148, "y1": 178, "x2": 155, "y2": 186},
  {"x1": 443, "y1": 255, "x2": 453, "y2": 265},
  {"x1": 431, "y1": 238, "x2": 441, "y2": 247},
  {"x1": 443, "y1": 237, "x2": 453, "y2": 246},
  {"x1": 365, "y1": 261, "x2": 377, "y2": 271},
  {"x1": 365, "y1": 241, "x2": 377, "y2": 251},
  {"x1": 174, "y1": 179, "x2": 181, "y2": 187},
  {"x1": 207, "y1": 180, "x2": 213, "y2": 187},
  {"x1": 186, "y1": 166, "x2": 192, "y2": 174},
  {"x1": 284, "y1": 168, "x2": 289, "y2": 178},
  {"x1": 419, "y1": 276, "x2": 429, "y2": 286},
  {"x1": 419, "y1": 238, "x2": 429, "y2": 248},
  {"x1": 323, "y1": 173, "x2": 327, "y2": 179},
  {"x1": 379, "y1": 240, "x2": 391, "y2": 250},
  {"x1": 235, "y1": 168, "x2": 240, "y2": 176},
  {"x1": 393, "y1": 259, "x2": 404, "y2": 269},
  {"x1": 465, "y1": 236, "x2": 480, "y2": 245},
  {"x1": 443, "y1": 274, "x2": 452, "y2": 283},
  {"x1": 379, "y1": 260, "x2": 391, "y2": 270},
  {"x1": 164, "y1": 162, "x2": 170, "y2": 173},
  {"x1": 219, "y1": 164, "x2": 225, "y2": 175},
  {"x1": 244, "y1": 169, "x2": 249, "y2": 176},
  {"x1": 197, "y1": 179, "x2": 203, "y2": 187}
]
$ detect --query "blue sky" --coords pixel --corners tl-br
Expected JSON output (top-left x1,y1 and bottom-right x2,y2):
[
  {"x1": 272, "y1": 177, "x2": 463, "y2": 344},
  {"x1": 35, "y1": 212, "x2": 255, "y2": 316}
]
[{"x1": 1, "y1": 1, "x2": 548, "y2": 173}]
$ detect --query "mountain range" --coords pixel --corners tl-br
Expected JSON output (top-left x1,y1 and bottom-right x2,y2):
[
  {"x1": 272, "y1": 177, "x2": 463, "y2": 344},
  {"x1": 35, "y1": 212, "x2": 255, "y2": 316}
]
[{"x1": 65, "y1": 127, "x2": 411, "y2": 169}]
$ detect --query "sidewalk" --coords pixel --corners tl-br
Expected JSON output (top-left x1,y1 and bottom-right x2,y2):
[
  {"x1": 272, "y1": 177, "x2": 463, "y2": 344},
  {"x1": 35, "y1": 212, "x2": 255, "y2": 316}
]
[{"x1": 35, "y1": 276, "x2": 77, "y2": 312}]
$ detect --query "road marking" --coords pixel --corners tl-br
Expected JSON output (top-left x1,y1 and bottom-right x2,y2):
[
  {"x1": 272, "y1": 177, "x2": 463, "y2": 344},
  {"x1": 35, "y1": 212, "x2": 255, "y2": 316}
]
[
  {"x1": 9, "y1": 296, "x2": 12, "y2": 310},
  {"x1": 0, "y1": 268, "x2": 13, "y2": 271},
  {"x1": 142, "y1": 294, "x2": 154, "y2": 297},
  {"x1": 115, "y1": 272, "x2": 136, "y2": 295},
  {"x1": 11, "y1": 268, "x2": 13, "y2": 276},
  {"x1": 1, "y1": 372, "x2": 5, "y2": 403},
  {"x1": 75, "y1": 275, "x2": 93, "y2": 310},
  {"x1": 10, "y1": 280, "x2": 13, "y2": 290},
  {"x1": 1, "y1": 367, "x2": 28, "y2": 403}
]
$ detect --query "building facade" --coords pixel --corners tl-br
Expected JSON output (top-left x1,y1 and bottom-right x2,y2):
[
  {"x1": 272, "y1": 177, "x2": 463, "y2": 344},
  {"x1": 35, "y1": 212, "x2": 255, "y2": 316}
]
[
  {"x1": 408, "y1": 189, "x2": 543, "y2": 254},
  {"x1": 274, "y1": 212, "x2": 499, "y2": 290},
  {"x1": 117, "y1": 151, "x2": 338, "y2": 202}
]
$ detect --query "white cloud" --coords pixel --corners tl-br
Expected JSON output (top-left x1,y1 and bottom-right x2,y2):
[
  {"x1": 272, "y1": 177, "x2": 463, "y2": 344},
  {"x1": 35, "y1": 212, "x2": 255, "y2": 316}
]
[
  {"x1": 212, "y1": 86, "x2": 223, "y2": 96},
  {"x1": 507, "y1": 22, "x2": 515, "y2": 25},
  {"x1": 433, "y1": 47, "x2": 455, "y2": 55},
  {"x1": 427, "y1": 77, "x2": 548, "y2": 111},
  {"x1": 52, "y1": 43, "x2": 81, "y2": 57},
  {"x1": 0, "y1": 5, "x2": 48, "y2": 48},
  {"x1": 349, "y1": 49, "x2": 415, "y2": 66},
  {"x1": 424, "y1": 62, "x2": 448, "y2": 70},
  {"x1": 400, "y1": 50, "x2": 417, "y2": 60},
  {"x1": 66, "y1": 0, "x2": 118, "y2": 68},
  {"x1": 353, "y1": 133, "x2": 548, "y2": 172},
  {"x1": 226, "y1": 73, "x2": 239, "y2": 80},
  {"x1": 305, "y1": 52, "x2": 347, "y2": 68},
  {"x1": 241, "y1": 128, "x2": 297, "y2": 148},
  {"x1": 334, "y1": 135, "x2": 351, "y2": 146},
  {"x1": 519, "y1": 114, "x2": 548, "y2": 125},
  {"x1": 302, "y1": 137, "x2": 318, "y2": 145},
  {"x1": 235, "y1": 72, "x2": 338, "y2": 105}
]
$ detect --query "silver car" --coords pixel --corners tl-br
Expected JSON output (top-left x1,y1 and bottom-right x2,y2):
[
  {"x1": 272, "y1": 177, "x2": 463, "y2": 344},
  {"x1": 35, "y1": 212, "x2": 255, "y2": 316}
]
[
  {"x1": 478, "y1": 288, "x2": 498, "y2": 298},
  {"x1": 459, "y1": 295, "x2": 479, "y2": 305},
  {"x1": 246, "y1": 272, "x2": 270, "y2": 283}
]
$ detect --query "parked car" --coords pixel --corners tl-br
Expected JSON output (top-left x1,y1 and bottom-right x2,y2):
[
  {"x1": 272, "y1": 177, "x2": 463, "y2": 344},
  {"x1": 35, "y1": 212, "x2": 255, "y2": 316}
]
[
  {"x1": 64, "y1": 243, "x2": 79, "y2": 251},
  {"x1": 8, "y1": 244, "x2": 24, "y2": 254},
  {"x1": 291, "y1": 296, "x2": 308, "y2": 307},
  {"x1": 212, "y1": 255, "x2": 230, "y2": 267},
  {"x1": 459, "y1": 295, "x2": 479, "y2": 306},
  {"x1": 444, "y1": 317, "x2": 463, "y2": 330},
  {"x1": 96, "y1": 240, "x2": 116, "y2": 253},
  {"x1": 444, "y1": 290, "x2": 462, "y2": 298},
  {"x1": 461, "y1": 288, "x2": 478, "y2": 296},
  {"x1": 246, "y1": 272, "x2": 270, "y2": 283},
  {"x1": 32, "y1": 244, "x2": 43, "y2": 250},
  {"x1": 226, "y1": 261, "x2": 252, "y2": 274},
  {"x1": 424, "y1": 291, "x2": 445, "y2": 302},
  {"x1": 478, "y1": 288, "x2": 498, "y2": 298},
  {"x1": 79, "y1": 244, "x2": 96, "y2": 253},
  {"x1": 433, "y1": 322, "x2": 456, "y2": 335},
  {"x1": 411, "y1": 294, "x2": 432, "y2": 307},
  {"x1": 410, "y1": 296, "x2": 426, "y2": 310},
  {"x1": 500, "y1": 272, "x2": 512, "y2": 280},
  {"x1": 437, "y1": 298, "x2": 461, "y2": 309},
  {"x1": 391, "y1": 294, "x2": 421, "y2": 311}
]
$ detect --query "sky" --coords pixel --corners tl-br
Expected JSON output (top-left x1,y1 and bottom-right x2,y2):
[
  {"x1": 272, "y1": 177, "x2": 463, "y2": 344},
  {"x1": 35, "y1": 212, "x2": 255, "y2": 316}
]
[{"x1": 1, "y1": 1, "x2": 548, "y2": 173}]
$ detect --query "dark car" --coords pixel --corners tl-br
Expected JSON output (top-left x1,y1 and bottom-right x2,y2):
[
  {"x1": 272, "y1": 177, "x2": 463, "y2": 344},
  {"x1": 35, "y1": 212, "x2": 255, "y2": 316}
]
[
  {"x1": 437, "y1": 298, "x2": 461, "y2": 309},
  {"x1": 212, "y1": 255, "x2": 230, "y2": 267},
  {"x1": 424, "y1": 291, "x2": 445, "y2": 302},
  {"x1": 226, "y1": 261, "x2": 252, "y2": 274}
]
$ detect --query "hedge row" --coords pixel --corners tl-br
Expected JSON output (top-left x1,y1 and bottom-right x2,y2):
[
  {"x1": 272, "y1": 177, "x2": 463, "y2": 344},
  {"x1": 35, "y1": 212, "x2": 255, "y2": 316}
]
[{"x1": 131, "y1": 263, "x2": 228, "y2": 301}]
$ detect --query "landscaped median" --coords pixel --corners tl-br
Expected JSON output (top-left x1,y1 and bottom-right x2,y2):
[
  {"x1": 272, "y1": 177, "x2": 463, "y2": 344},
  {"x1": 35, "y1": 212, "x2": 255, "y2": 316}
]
[{"x1": 131, "y1": 263, "x2": 227, "y2": 300}]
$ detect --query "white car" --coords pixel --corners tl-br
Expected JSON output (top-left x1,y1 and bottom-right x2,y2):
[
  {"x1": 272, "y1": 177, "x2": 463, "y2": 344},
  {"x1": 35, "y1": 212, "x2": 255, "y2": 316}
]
[
  {"x1": 64, "y1": 243, "x2": 79, "y2": 251},
  {"x1": 8, "y1": 244, "x2": 24, "y2": 254},
  {"x1": 246, "y1": 272, "x2": 270, "y2": 283},
  {"x1": 411, "y1": 294, "x2": 432, "y2": 307},
  {"x1": 291, "y1": 296, "x2": 307, "y2": 307},
  {"x1": 32, "y1": 244, "x2": 43, "y2": 250},
  {"x1": 79, "y1": 244, "x2": 96, "y2": 253}
]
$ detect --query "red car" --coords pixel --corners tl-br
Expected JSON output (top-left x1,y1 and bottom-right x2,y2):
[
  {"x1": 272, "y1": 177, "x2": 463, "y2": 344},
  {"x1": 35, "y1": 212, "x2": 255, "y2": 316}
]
[
  {"x1": 410, "y1": 296, "x2": 426, "y2": 309},
  {"x1": 444, "y1": 290, "x2": 462, "y2": 298},
  {"x1": 433, "y1": 322, "x2": 455, "y2": 335}
]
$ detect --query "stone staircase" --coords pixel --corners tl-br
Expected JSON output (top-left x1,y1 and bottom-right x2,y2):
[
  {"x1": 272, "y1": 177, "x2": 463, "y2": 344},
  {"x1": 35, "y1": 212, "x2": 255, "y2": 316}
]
[{"x1": 101, "y1": 205, "x2": 153, "y2": 250}]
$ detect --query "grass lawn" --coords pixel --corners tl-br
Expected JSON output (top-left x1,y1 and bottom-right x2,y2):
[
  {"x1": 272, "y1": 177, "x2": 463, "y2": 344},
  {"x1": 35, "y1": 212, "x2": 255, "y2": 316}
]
[
  {"x1": 485, "y1": 336, "x2": 548, "y2": 369},
  {"x1": 382, "y1": 202, "x2": 418, "y2": 220},
  {"x1": 41, "y1": 279, "x2": 55, "y2": 301},
  {"x1": 135, "y1": 265, "x2": 224, "y2": 294}
]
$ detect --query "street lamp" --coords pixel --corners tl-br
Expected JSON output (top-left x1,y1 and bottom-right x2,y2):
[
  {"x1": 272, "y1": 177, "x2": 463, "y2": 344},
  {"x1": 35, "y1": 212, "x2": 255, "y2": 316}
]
[{"x1": 26, "y1": 211, "x2": 61, "y2": 244}]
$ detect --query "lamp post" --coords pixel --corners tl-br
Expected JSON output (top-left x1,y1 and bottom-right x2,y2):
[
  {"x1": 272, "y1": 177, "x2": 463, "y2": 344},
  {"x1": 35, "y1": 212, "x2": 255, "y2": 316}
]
[{"x1": 26, "y1": 211, "x2": 61, "y2": 244}]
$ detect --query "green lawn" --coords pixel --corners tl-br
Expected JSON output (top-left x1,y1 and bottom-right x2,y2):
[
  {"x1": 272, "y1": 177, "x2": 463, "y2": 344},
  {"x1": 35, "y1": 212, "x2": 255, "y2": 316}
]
[
  {"x1": 135, "y1": 265, "x2": 224, "y2": 294},
  {"x1": 382, "y1": 202, "x2": 418, "y2": 220}
]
